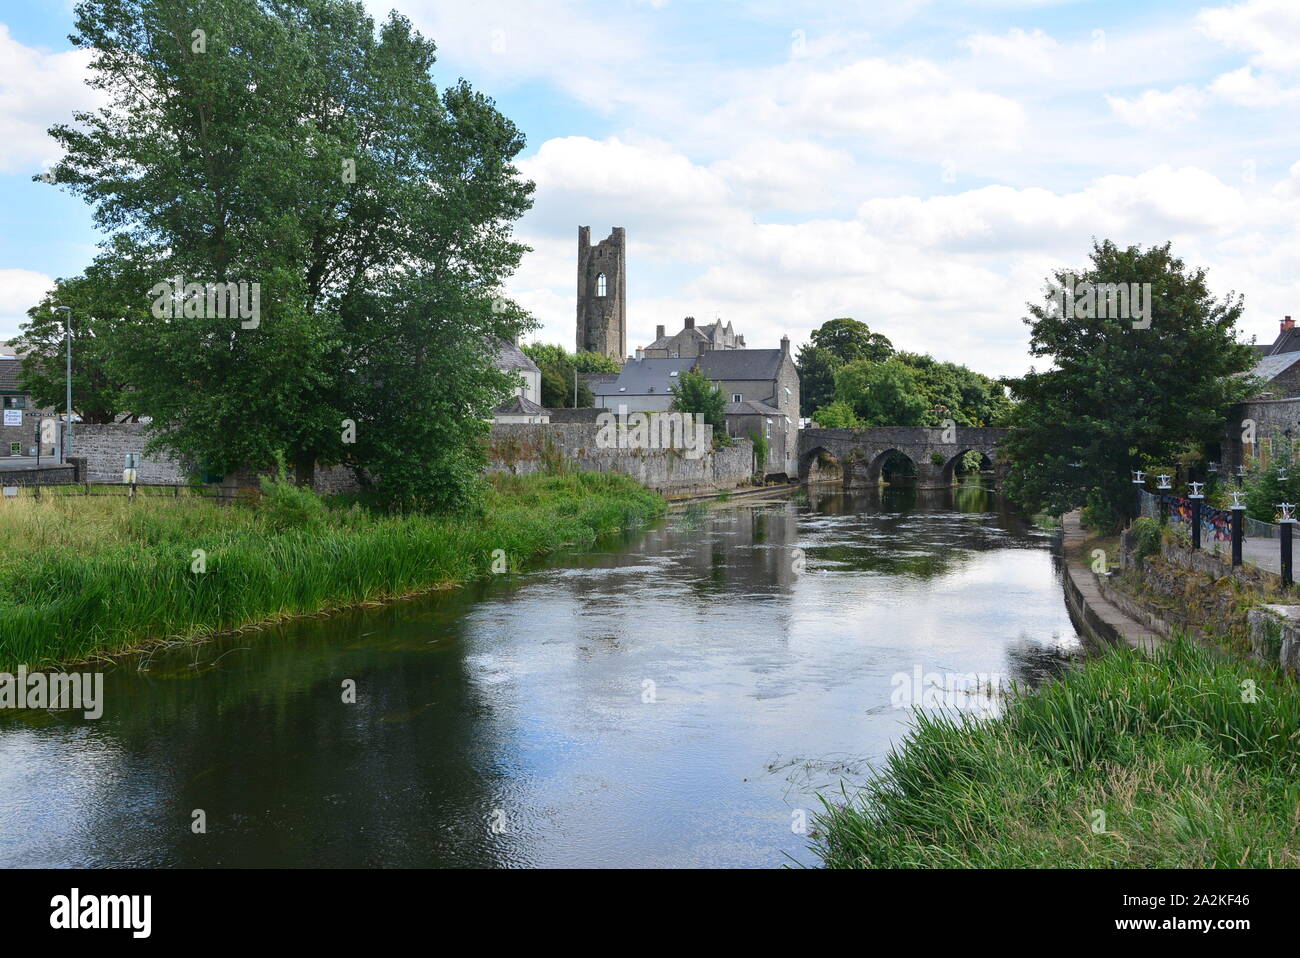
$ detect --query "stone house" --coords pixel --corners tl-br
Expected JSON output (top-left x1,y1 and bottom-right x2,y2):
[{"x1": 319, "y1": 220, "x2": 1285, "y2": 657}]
[
  {"x1": 642, "y1": 316, "x2": 746, "y2": 359},
  {"x1": 593, "y1": 337, "x2": 801, "y2": 476},
  {"x1": 492, "y1": 339, "x2": 543, "y2": 423},
  {"x1": 0, "y1": 353, "x2": 59, "y2": 460}
]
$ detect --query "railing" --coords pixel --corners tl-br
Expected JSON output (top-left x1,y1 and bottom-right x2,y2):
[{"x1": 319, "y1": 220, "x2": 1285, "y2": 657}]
[{"x1": 1137, "y1": 488, "x2": 1244, "y2": 542}]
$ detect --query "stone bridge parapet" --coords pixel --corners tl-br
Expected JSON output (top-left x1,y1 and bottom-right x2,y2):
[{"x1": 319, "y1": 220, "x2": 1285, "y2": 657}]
[{"x1": 798, "y1": 426, "x2": 1010, "y2": 489}]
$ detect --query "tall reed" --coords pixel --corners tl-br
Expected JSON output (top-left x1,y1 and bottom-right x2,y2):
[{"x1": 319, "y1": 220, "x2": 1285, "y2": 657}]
[{"x1": 0, "y1": 471, "x2": 664, "y2": 669}]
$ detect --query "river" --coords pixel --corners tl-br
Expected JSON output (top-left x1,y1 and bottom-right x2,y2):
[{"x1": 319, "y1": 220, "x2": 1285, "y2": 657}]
[{"x1": 0, "y1": 483, "x2": 1080, "y2": 868}]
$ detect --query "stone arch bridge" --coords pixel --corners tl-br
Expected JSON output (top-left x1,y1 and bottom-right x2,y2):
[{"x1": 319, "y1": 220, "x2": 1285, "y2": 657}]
[{"x1": 798, "y1": 427, "x2": 1010, "y2": 489}]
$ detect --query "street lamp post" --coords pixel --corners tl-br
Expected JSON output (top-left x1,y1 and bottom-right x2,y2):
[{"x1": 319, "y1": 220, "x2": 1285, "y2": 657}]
[
  {"x1": 1132, "y1": 469, "x2": 1146, "y2": 521},
  {"x1": 1156, "y1": 473, "x2": 1172, "y2": 525},
  {"x1": 1230, "y1": 491, "x2": 1246, "y2": 568},
  {"x1": 53, "y1": 305, "x2": 72, "y2": 463},
  {"x1": 1280, "y1": 503, "x2": 1296, "y2": 589},
  {"x1": 1189, "y1": 482, "x2": 1205, "y2": 550}
]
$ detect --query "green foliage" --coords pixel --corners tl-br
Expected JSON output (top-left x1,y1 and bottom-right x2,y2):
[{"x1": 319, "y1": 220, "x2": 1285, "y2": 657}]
[
  {"x1": 892, "y1": 351, "x2": 1012, "y2": 427},
  {"x1": 47, "y1": 0, "x2": 535, "y2": 512},
  {"x1": 811, "y1": 400, "x2": 861, "y2": 428},
  {"x1": 1239, "y1": 441, "x2": 1300, "y2": 522},
  {"x1": 797, "y1": 319, "x2": 894, "y2": 413},
  {"x1": 1131, "y1": 516, "x2": 1161, "y2": 564},
  {"x1": 834, "y1": 359, "x2": 930, "y2": 426},
  {"x1": 0, "y1": 471, "x2": 664, "y2": 669},
  {"x1": 11, "y1": 235, "x2": 156, "y2": 424},
  {"x1": 257, "y1": 461, "x2": 327, "y2": 533},
  {"x1": 670, "y1": 368, "x2": 726, "y2": 432},
  {"x1": 813, "y1": 638, "x2": 1300, "y2": 868},
  {"x1": 1000, "y1": 240, "x2": 1257, "y2": 524},
  {"x1": 809, "y1": 317, "x2": 894, "y2": 364},
  {"x1": 523, "y1": 343, "x2": 597, "y2": 408},
  {"x1": 751, "y1": 433, "x2": 769, "y2": 474}
]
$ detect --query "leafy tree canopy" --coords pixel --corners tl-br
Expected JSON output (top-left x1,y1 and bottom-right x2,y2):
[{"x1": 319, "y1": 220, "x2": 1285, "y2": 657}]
[
  {"x1": 46, "y1": 0, "x2": 534, "y2": 511},
  {"x1": 670, "y1": 367, "x2": 726, "y2": 432},
  {"x1": 1000, "y1": 239, "x2": 1258, "y2": 530}
]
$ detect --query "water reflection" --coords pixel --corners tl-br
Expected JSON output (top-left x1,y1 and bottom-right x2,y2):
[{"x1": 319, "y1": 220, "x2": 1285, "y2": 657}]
[{"x1": 0, "y1": 485, "x2": 1079, "y2": 868}]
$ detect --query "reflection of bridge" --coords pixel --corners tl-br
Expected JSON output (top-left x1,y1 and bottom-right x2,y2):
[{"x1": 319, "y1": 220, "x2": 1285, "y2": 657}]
[{"x1": 798, "y1": 426, "x2": 1010, "y2": 489}]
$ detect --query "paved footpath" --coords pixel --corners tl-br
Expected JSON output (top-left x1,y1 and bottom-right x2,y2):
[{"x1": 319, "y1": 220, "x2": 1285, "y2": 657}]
[{"x1": 1061, "y1": 513, "x2": 1163, "y2": 653}]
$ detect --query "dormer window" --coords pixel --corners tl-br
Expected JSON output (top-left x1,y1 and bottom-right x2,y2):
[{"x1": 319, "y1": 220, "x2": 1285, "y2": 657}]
[{"x1": 596, "y1": 273, "x2": 607, "y2": 297}]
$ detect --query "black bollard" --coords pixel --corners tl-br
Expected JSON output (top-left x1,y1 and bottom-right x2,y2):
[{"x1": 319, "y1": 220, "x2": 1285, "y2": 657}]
[
  {"x1": 1231, "y1": 508, "x2": 1244, "y2": 567},
  {"x1": 1191, "y1": 499, "x2": 1202, "y2": 549},
  {"x1": 1282, "y1": 522, "x2": 1294, "y2": 589}
]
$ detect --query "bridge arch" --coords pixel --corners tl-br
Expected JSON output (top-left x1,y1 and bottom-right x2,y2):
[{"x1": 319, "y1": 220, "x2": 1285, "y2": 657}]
[
  {"x1": 941, "y1": 449, "x2": 995, "y2": 485},
  {"x1": 868, "y1": 448, "x2": 916, "y2": 485}
]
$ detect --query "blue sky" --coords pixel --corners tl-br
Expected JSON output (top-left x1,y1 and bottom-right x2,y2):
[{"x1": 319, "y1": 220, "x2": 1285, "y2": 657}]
[{"x1": 3, "y1": 0, "x2": 1300, "y2": 376}]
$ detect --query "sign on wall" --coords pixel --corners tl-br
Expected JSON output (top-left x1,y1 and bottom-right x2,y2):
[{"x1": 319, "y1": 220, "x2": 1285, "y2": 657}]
[{"x1": 2, "y1": 409, "x2": 21, "y2": 426}]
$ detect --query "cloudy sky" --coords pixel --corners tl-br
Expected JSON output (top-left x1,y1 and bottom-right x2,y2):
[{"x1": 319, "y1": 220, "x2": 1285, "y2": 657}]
[{"x1": 3, "y1": 0, "x2": 1300, "y2": 376}]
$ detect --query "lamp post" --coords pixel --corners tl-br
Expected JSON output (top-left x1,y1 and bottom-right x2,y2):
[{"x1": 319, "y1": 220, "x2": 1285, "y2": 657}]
[
  {"x1": 53, "y1": 305, "x2": 72, "y2": 463},
  {"x1": 1230, "y1": 491, "x2": 1246, "y2": 567},
  {"x1": 1132, "y1": 469, "x2": 1146, "y2": 521},
  {"x1": 1156, "y1": 473, "x2": 1172, "y2": 525},
  {"x1": 1189, "y1": 481, "x2": 1205, "y2": 550},
  {"x1": 1280, "y1": 503, "x2": 1296, "y2": 589},
  {"x1": 1236, "y1": 464, "x2": 1247, "y2": 487}
]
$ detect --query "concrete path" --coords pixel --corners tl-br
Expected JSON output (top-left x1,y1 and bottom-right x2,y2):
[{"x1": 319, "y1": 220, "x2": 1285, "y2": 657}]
[
  {"x1": 1198, "y1": 534, "x2": 1281, "y2": 574},
  {"x1": 1062, "y1": 513, "x2": 1163, "y2": 653}
]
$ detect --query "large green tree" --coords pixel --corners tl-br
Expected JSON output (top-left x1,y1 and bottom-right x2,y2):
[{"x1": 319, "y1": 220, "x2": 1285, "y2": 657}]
[
  {"x1": 670, "y1": 368, "x2": 726, "y2": 432},
  {"x1": 46, "y1": 0, "x2": 533, "y2": 510},
  {"x1": 797, "y1": 318, "x2": 894, "y2": 413},
  {"x1": 1001, "y1": 240, "x2": 1257, "y2": 530},
  {"x1": 833, "y1": 359, "x2": 930, "y2": 426},
  {"x1": 11, "y1": 236, "x2": 158, "y2": 423},
  {"x1": 522, "y1": 344, "x2": 604, "y2": 408}
]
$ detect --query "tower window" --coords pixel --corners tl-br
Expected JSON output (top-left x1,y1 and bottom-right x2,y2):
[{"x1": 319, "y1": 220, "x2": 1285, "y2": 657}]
[{"x1": 596, "y1": 273, "x2": 607, "y2": 297}]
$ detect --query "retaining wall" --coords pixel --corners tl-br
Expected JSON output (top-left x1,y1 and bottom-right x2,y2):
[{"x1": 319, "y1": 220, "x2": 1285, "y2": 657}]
[{"x1": 487, "y1": 422, "x2": 754, "y2": 495}]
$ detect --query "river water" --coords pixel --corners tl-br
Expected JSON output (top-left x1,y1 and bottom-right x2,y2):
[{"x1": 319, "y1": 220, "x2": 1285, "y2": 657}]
[{"x1": 0, "y1": 483, "x2": 1080, "y2": 868}]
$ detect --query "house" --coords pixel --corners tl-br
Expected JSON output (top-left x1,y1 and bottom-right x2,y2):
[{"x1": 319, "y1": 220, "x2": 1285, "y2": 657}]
[
  {"x1": 1246, "y1": 316, "x2": 1300, "y2": 398},
  {"x1": 492, "y1": 339, "x2": 543, "y2": 423},
  {"x1": 643, "y1": 316, "x2": 746, "y2": 359},
  {"x1": 593, "y1": 336, "x2": 801, "y2": 476},
  {"x1": 0, "y1": 353, "x2": 58, "y2": 460}
]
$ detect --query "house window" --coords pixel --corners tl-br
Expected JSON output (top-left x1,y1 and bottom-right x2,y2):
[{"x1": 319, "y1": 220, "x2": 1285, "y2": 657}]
[
  {"x1": 8, "y1": 442, "x2": 19, "y2": 455},
  {"x1": 732, "y1": 393, "x2": 742, "y2": 402},
  {"x1": 3, "y1": 396, "x2": 25, "y2": 409},
  {"x1": 596, "y1": 273, "x2": 607, "y2": 297}
]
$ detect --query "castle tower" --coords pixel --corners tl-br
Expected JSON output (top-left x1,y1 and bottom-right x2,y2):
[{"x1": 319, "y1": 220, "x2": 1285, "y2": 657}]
[{"x1": 576, "y1": 226, "x2": 626, "y2": 360}]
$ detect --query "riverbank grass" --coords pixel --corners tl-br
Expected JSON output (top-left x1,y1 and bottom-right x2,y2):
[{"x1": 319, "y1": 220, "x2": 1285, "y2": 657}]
[
  {"x1": 813, "y1": 638, "x2": 1300, "y2": 868},
  {"x1": 0, "y1": 471, "x2": 664, "y2": 669}
]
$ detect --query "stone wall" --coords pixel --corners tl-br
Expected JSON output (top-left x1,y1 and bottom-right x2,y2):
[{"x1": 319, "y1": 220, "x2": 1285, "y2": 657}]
[
  {"x1": 0, "y1": 463, "x2": 80, "y2": 487},
  {"x1": 74, "y1": 422, "x2": 190, "y2": 483},
  {"x1": 486, "y1": 422, "x2": 753, "y2": 495},
  {"x1": 1221, "y1": 397, "x2": 1300, "y2": 474}
]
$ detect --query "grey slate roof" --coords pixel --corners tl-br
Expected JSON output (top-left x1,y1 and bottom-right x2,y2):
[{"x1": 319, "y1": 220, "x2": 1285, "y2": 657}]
[
  {"x1": 494, "y1": 394, "x2": 547, "y2": 415},
  {"x1": 0, "y1": 357, "x2": 23, "y2": 393},
  {"x1": 725, "y1": 400, "x2": 782, "y2": 416},
  {"x1": 1251, "y1": 351, "x2": 1300, "y2": 384},
  {"x1": 494, "y1": 339, "x2": 540, "y2": 374},
  {"x1": 695, "y1": 349, "x2": 783, "y2": 381},
  {"x1": 595, "y1": 357, "x2": 693, "y2": 397}
]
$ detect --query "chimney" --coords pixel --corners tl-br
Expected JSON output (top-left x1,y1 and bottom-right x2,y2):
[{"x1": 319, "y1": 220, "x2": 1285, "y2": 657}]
[
  {"x1": 684, "y1": 316, "x2": 695, "y2": 329},
  {"x1": 780, "y1": 334, "x2": 790, "y2": 357},
  {"x1": 635, "y1": 347, "x2": 644, "y2": 360},
  {"x1": 656, "y1": 324, "x2": 665, "y2": 340},
  {"x1": 1284, "y1": 316, "x2": 1295, "y2": 333}
]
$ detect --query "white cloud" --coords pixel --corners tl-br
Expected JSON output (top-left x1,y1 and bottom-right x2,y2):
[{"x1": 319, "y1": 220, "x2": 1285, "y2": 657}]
[
  {"x1": 962, "y1": 28, "x2": 1059, "y2": 73},
  {"x1": 0, "y1": 24, "x2": 102, "y2": 174},
  {"x1": 0, "y1": 269, "x2": 55, "y2": 342},
  {"x1": 1106, "y1": 86, "x2": 1204, "y2": 128},
  {"x1": 1199, "y1": 0, "x2": 1300, "y2": 72}
]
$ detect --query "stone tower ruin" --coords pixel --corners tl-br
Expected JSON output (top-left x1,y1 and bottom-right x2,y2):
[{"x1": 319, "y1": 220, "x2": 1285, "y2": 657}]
[{"x1": 576, "y1": 226, "x2": 626, "y2": 360}]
